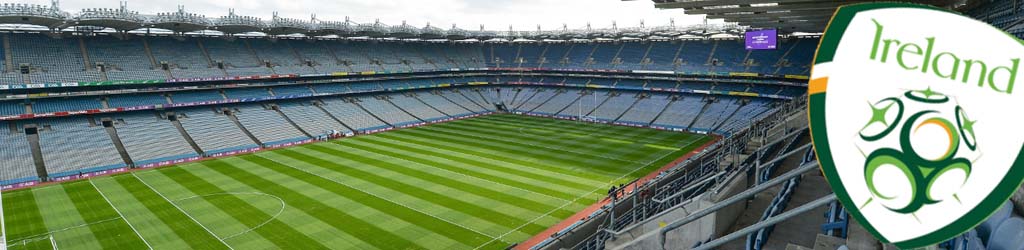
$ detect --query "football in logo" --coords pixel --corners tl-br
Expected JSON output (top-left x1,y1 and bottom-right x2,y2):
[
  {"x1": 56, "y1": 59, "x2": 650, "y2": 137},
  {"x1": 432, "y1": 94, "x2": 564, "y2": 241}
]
[
  {"x1": 857, "y1": 88, "x2": 978, "y2": 214},
  {"x1": 808, "y1": 3, "x2": 1024, "y2": 248}
]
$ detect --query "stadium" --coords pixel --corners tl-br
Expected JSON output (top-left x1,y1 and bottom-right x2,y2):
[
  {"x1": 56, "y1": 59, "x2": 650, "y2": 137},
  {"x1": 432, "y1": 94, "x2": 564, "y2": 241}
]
[{"x1": 0, "y1": 0, "x2": 1020, "y2": 249}]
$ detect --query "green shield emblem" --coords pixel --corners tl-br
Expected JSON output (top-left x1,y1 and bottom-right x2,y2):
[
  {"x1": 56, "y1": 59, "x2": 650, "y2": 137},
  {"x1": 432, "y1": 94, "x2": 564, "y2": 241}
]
[{"x1": 808, "y1": 2, "x2": 1024, "y2": 248}]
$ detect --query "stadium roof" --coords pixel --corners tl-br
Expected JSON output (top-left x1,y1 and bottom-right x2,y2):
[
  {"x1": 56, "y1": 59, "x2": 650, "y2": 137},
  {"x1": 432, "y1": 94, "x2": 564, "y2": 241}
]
[
  {"x1": 0, "y1": 1, "x2": 763, "y2": 40},
  {"x1": 647, "y1": 0, "x2": 967, "y2": 33}
]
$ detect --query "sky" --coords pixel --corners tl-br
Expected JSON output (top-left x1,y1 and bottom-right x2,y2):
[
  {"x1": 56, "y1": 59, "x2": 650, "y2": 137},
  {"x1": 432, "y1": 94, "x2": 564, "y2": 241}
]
[{"x1": 12, "y1": 0, "x2": 712, "y2": 31}]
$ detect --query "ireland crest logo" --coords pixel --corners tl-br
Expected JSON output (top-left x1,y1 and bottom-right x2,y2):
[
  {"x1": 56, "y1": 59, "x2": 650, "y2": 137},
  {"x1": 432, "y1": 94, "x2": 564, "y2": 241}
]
[{"x1": 809, "y1": 3, "x2": 1024, "y2": 248}]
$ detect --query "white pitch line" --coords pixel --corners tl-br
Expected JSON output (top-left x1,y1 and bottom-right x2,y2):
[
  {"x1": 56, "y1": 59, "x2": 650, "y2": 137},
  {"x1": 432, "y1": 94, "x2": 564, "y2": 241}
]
[
  {"x1": 260, "y1": 155, "x2": 508, "y2": 243},
  {"x1": 48, "y1": 234, "x2": 58, "y2": 250},
  {"x1": 4, "y1": 216, "x2": 124, "y2": 244},
  {"x1": 130, "y1": 172, "x2": 235, "y2": 250},
  {"x1": 169, "y1": 191, "x2": 287, "y2": 240},
  {"x1": 89, "y1": 179, "x2": 153, "y2": 250},
  {"x1": 472, "y1": 139, "x2": 691, "y2": 250},
  {"x1": 331, "y1": 141, "x2": 576, "y2": 203}
]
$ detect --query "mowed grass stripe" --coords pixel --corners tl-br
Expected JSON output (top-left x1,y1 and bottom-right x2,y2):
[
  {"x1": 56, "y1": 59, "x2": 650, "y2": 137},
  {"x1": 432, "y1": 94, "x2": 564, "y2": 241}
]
[
  {"x1": 89, "y1": 177, "x2": 199, "y2": 249},
  {"x1": 373, "y1": 131, "x2": 612, "y2": 183},
  {"x1": 398, "y1": 128, "x2": 634, "y2": 176},
  {"x1": 481, "y1": 115, "x2": 691, "y2": 146},
  {"x1": 341, "y1": 134, "x2": 597, "y2": 193},
  {"x1": 233, "y1": 154, "x2": 480, "y2": 249},
  {"x1": 3, "y1": 189, "x2": 49, "y2": 241},
  {"x1": 432, "y1": 120, "x2": 647, "y2": 165},
  {"x1": 109, "y1": 175, "x2": 230, "y2": 250},
  {"x1": 274, "y1": 147, "x2": 549, "y2": 234},
  {"x1": 61, "y1": 181, "x2": 149, "y2": 249},
  {"x1": 437, "y1": 119, "x2": 674, "y2": 165},
  {"x1": 265, "y1": 149, "x2": 537, "y2": 240},
  {"x1": 327, "y1": 139, "x2": 581, "y2": 212},
  {"x1": 130, "y1": 171, "x2": 273, "y2": 248},
  {"x1": 462, "y1": 115, "x2": 689, "y2": 153},
  {"x1": 486, "y1": 115, "x2": 700, "y2": 152},
  {"x1": 202, "y1": 158, "x2": 434, "y2": 249},
  {"x1": 220, "y1": 155, "x2": 477, "y2": 249},
  {"x1": 32, "y1": 184, "x2": 104, "y2": 250},
  {"x1": 455, "y1": 116, "x2": 705, "y2": 169},
  {"x1": 349, "y1": 134, "x2": 593, "y2": 200},
  {"x1": 177, "y1": 162, "x2": 378, "y2": 249},
  {"x1": 151, "y1": 167, "x2": 330, "y2": 249},
  {"x1": 300, "y1": 142, "x2": 576, "y2": 217}
]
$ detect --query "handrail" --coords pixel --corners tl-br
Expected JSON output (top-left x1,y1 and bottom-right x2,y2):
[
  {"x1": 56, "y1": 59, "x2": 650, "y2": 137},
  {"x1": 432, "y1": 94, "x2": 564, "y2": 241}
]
[
  {"x1": 607, "y1": 160, "x2": 820, "y2": 250},
  {"x1": 693, "y1": 194, "x2": 837, "y2": 250}
]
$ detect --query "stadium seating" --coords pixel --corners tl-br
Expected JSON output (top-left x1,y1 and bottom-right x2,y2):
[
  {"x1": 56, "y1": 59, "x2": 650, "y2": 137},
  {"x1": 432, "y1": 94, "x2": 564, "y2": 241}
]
[
  {"x1": 106, "y1": 93, "x2": 169, "y2": 107},
  {"x1": 533, "y1": 90, "x2": 581, "y2": 115},
  {"x1": 271, "y1": 85, "x2": 313, "y2": 97},
  {"x1": 514, "y1": 88, "x2": 558, "y2": 112},
  {"x1": 652, "y1": 95, "x2": 705, "y2": 129},
  {"x1": 387, "y1": 93, "x2": 447, "y2": 121},
  {"x1": 0, "y1": 123, "x2": 36, "y2": 184},
  {"x1": 691, "y1": 97, "x2": 741, "y2": 132},
  {"x1": 113, "y1": 112, "x2": 198, "y2": 165},
  {"x1": 177, "y1": 108, "x2": 259, "y2": 154},
  {"x1": 169, "y1": 90, "x2": 225, "y2": 104},
  {"x1": 0, "y1": 100, "x2": 24, "y2": 115},
  {"x1": 232, "y1": 104, "x2": 309, "y2": 145},
  {"x1": 414, "y1": 92, "x2": 475, "y2": 116},
  {"x1": 319, "y1": 97, "x2": 390, "y2": 131},
  {"x1": 31, "y1": 96, "x2": 102, "y2": 113},
  {"x1": 589, "y1": 92, "x2": 636, "y2": 121},
  {"x1": 277, "y1": 102, "x2": 350, "y2": 136},
  {"x1": 223, "y1": 87, "x2": 271, "y2": 99},
  {"x1": 357, "y1": 96, "x2": 421, "y2": 126},
  {"x1": 618, "y1": 93, "x2": 672, "y2": 124},
  {"x1": 558, "y1": 90, "x2": 607, "y2": 118},
  {"x1": 440, "y1": 89, "x2": 490, "y2": 112},
  {"x1": 9, "y1": 33, "x2": 92, "y2": 83},
  {"x1": 35, "y1": 117, "x2": 125, "y2": 177}
]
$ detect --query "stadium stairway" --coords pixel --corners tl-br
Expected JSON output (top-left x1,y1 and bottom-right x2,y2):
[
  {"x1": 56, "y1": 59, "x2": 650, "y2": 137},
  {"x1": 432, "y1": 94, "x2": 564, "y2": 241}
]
[
  {"x1": 224, "y1": 109, "x2": 264, "y2": 146},
  {"x1": 467, "y1": 89, "x2": 496, "y2": 109},
  {"x1": 102, "y1": 118, "x2": 135, "y2": 167},
  {"x1": 350, "y1": 99, "x2": 394, "y2": 127},
  {"x1": 526, "y1": 89, "x2": 562, "y2": 113},
  {"x1": 585, "y1": 91, "x2": 614, "y2": 117},
  {"x1": 711, "y1": 100, "x2": 747, "y2": 133},
  {"x1": 411, "y1": 93, "x2": 453, "y2": 117},
  {"x1": 312, "y1": 101, "x2": 357, "y2": 132},
  {"x1": 551, "y1": 90, "x2": 587, "y2": 115},
  {"x1": 512, "y1": 88, "x2": 538, "y2": 111},
  {"x1": 435, "y1": 90, "x2": 479, "y2": 114},
  {"x1": 647, "y1": 95, "x2": 677, "y2": 126},
  {"x1": 383, "y1": 96, "x2": 427, "y2": 122},
  {"x1": 269, "y1": 105, "x2": 313, "y2": 138},
  {"x1": 612, "y1": 93, "x2": 645, "y2": 123},
  {"x1": 140, "y1": 38, "x2": 173, "y2": 80},
  {"x1": 686, "y1": 99, "x2": 714, "y2": 130},
  {"x1": 24, "y1": 125, "x2": 48, "y2": 180},
  {"x1": 168, "y1": 112, "x2": 205, "y2": 156}
]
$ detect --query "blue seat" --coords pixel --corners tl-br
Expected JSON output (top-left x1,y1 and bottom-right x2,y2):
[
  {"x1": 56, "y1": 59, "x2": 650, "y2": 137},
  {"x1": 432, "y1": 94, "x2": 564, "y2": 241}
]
[
  {"x1": 988, "y1": 216, "x2": 1024, "y2": 250},
  {"x1": 980, "y1": 202, "x2": 1014, "y2": 244}
]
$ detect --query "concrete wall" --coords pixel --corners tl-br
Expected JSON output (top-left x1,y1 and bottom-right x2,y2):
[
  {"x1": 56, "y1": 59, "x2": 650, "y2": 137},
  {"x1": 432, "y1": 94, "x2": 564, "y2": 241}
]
[
  {"x1": 602, "y1": 193, "x2": 715, "y2": 250},
  {"x1": 712, "y1": 170, "x2": 750, "y2": 237}
]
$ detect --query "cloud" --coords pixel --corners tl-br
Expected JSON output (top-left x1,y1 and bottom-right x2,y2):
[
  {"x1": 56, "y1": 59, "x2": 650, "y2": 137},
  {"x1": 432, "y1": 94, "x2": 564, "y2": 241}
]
[{"x1": 9, "y1": 0, "x2": 706, "y2": 30}]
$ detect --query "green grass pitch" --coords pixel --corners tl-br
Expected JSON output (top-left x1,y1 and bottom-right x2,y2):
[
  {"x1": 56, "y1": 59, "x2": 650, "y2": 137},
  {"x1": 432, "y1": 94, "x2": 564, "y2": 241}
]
[{"x1": 2, "y1": 114, "x2": 712, "y2": 250}]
